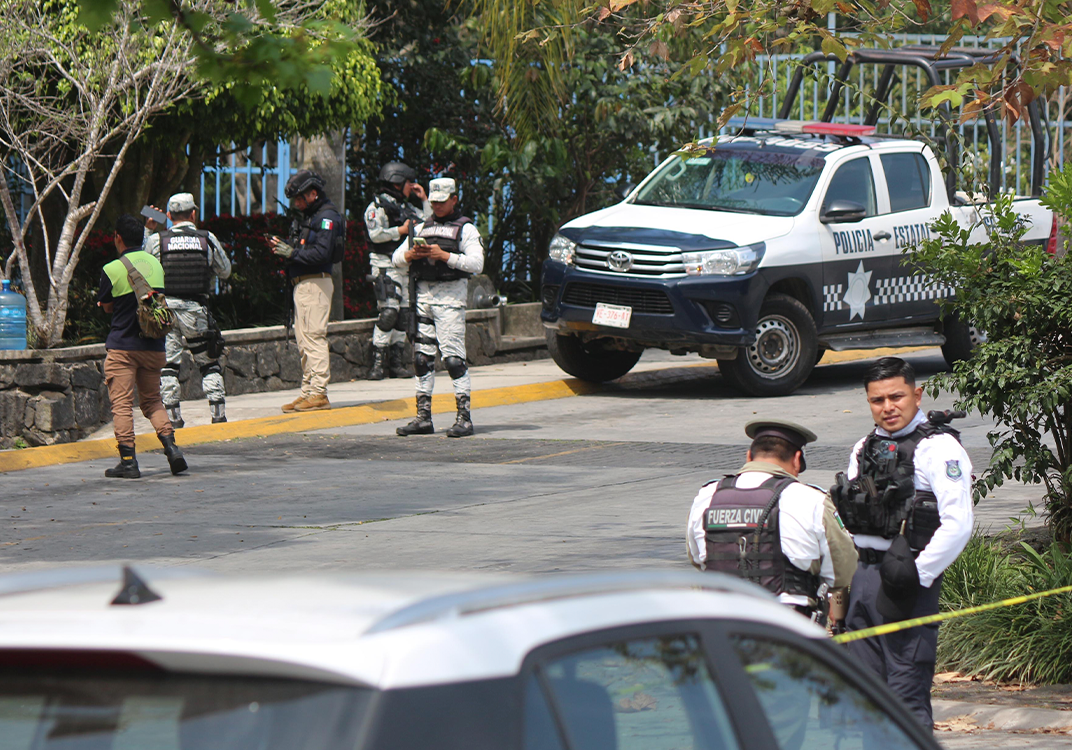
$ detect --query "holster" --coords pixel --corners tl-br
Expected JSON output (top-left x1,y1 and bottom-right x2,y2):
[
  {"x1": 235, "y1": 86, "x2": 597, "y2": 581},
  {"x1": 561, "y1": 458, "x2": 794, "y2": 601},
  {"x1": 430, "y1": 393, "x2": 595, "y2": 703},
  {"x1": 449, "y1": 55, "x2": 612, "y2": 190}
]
[{"x1": 205, "y1": 309, "x2": 226, "y2": 359}]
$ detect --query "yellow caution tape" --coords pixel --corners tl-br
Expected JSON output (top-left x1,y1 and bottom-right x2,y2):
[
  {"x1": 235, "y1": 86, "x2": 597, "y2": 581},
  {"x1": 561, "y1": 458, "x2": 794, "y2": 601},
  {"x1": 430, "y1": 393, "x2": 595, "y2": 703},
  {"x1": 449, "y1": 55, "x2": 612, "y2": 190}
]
[{"x1": 832, "y1": 583, "x2": 1072, "y2": 644}]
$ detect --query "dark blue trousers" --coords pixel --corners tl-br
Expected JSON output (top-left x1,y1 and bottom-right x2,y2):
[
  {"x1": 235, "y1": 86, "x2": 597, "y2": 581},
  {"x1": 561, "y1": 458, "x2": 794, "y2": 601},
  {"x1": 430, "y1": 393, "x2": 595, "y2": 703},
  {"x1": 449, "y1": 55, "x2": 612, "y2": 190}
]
[{"x1": 844, "y1": 561, "x2": 942, "y2": 729}]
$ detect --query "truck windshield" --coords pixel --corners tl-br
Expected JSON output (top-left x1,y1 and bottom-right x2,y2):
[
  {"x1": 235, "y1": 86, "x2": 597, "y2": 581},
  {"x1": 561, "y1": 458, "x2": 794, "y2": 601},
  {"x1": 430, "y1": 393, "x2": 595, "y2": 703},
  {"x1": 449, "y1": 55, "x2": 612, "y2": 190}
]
[
  {"x1": 0, "y1": 671, "x2": 372, "y2": 750},
  {"x1": 634, "y1": 147, "x2": 826, "y2": 216}
]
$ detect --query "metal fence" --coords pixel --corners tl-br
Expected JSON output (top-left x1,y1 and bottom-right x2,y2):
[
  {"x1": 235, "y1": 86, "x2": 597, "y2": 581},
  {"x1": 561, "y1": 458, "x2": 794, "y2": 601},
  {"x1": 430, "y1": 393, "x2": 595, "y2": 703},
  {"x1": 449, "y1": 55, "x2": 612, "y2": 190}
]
[
  {"x1": 199, "y1": 140, "x2": 300, "y2": 218},
  {"x1": 725, "y1": 33, "x2": 1071, "y2": 196}
]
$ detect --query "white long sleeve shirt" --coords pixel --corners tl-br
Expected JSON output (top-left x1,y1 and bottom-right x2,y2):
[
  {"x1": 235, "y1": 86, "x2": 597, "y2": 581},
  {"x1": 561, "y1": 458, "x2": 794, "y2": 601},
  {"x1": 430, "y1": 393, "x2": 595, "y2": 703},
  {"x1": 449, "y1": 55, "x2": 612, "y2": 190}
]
[
  {"x1": 847, "y1": 409, "x2": 973, "y2": 588},
  {"x1": 392, "y1": 221, "x2": 484, "y2": 307},
  {"x1": 687, "y1": 464, "x2": 856, "y2": 606}
]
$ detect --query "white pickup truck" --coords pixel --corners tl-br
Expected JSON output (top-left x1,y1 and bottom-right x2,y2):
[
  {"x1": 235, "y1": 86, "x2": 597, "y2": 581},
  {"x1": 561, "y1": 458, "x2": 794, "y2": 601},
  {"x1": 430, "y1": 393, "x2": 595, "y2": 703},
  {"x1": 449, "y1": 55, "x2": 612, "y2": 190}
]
[{"x1": 540, "y1": 118, "x2": 1056, "y2": 396}]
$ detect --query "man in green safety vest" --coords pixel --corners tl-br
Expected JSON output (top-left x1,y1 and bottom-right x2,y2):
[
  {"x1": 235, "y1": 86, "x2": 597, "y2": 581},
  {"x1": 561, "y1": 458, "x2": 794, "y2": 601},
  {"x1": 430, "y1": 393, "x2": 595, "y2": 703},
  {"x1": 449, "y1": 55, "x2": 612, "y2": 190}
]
[{"x1": 96, "y1": 214, "x2": 188, "y2": 479}]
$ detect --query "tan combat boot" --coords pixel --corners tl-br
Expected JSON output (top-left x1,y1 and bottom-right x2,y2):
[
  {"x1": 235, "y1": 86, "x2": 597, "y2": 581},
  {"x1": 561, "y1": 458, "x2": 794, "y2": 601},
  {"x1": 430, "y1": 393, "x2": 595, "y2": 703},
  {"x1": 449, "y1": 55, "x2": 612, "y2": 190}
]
[
  {"x1": 294, "y1": 393, "x2": 331, "y2": 411},
  {"x1": 281, "y1": 395, "x2": 308, "y2": 413}
]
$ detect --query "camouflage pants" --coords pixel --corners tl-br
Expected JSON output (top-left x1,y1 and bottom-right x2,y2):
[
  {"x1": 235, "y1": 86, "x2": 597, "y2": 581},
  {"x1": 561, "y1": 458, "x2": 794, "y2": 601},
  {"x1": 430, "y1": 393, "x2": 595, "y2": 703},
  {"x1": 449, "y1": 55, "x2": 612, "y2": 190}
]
[
  {"x1": 414, "y1": 298, "x2": 469, "y2": 398},
  {"x1": 160, "y1": 297, "x2": 226, "y2": 407},
  {"x1": 370, "y1": 253, "x2": 409, "y2": 348}
]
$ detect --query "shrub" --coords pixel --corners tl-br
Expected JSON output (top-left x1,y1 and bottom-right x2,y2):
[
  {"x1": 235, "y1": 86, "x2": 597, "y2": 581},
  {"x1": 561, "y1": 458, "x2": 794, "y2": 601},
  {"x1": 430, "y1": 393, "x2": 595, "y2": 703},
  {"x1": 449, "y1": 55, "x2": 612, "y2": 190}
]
[
  {"x1": 938, "y1": 536, "x2": 1072, "y2": 684},
  {"x1": 64, "y1": 213, "x2": 376, "y2": 344}
]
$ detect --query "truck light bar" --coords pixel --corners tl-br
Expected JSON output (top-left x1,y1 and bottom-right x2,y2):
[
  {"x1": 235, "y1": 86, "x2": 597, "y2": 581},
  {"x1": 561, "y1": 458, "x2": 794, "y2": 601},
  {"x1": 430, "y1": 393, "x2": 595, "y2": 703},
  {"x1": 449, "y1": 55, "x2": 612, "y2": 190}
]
[{"x1": 774, "y1": 120, "x2": 876, "y2": 137}]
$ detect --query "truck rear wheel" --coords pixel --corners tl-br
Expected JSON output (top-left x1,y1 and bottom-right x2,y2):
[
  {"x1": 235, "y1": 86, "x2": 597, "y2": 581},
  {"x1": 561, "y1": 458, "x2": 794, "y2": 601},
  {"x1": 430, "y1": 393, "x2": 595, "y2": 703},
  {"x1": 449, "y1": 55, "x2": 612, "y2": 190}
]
[
  {"x1": 717, "y1": 293, "x2": 818, "y2": 397},
  {"x1": 546, "y1": 331, "x2": 642, "y2": 382},
  {"x1": 941, "y1": 314, "x2": 986, "y2": 367}
]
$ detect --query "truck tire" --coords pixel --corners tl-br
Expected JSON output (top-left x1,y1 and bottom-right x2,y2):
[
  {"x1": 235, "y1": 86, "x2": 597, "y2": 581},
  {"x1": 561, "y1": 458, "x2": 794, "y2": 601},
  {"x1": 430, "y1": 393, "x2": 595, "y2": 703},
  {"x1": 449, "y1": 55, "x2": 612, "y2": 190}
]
[
  {"x1": 718, "y1": 294, "x2": 818, "y2": 397},
  {"x1": 546, "y1": 331, "x2": 642, "y2": 382},
  {"x1": 942, "y1": 314, "x2": 986, "y2": 367}
]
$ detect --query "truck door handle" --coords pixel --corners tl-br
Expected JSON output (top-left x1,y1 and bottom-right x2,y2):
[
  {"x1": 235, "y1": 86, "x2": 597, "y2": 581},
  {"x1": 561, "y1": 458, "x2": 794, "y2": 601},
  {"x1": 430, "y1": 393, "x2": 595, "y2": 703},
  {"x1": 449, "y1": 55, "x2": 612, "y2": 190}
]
[{"x1": 874, "y1": 231, "x2": 892, "y2": 241}]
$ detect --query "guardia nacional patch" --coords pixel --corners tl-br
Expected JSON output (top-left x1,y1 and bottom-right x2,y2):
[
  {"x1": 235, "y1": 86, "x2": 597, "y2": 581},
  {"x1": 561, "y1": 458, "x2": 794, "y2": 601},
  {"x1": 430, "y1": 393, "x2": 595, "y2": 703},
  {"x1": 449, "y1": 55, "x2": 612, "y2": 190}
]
[
  {"x1": 321, "y1": 219, "x2": 334, "y2": 230},
  {"x1": 946, "y1": 460, "x2": 962, "y2": 479}
]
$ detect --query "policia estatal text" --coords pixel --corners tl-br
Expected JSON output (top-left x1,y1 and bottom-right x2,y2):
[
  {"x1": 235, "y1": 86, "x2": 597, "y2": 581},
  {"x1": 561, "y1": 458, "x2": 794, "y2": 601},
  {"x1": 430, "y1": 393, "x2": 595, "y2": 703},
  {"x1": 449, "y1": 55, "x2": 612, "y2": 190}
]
[
  {"x1": 832, "y1": 356, "x2": 973, "y2": 729},
  {"x1": 688, "y1": 419, "x2": 857, "y2": 622}
]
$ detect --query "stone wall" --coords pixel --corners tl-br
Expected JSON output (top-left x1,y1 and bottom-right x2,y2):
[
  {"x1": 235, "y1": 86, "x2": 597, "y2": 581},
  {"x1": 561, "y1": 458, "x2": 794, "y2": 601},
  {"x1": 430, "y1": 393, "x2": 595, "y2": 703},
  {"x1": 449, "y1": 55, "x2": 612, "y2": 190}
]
[{"x1": 0, "y1": 304, "x2": 547, "y2": 449}]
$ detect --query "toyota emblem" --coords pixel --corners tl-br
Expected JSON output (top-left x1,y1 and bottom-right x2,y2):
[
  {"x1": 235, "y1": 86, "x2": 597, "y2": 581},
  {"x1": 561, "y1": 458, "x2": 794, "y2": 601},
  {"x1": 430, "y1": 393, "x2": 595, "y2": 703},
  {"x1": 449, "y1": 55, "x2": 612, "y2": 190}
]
[{"x1": 607, "y1": 250, "x2": 634, "y2": 272}]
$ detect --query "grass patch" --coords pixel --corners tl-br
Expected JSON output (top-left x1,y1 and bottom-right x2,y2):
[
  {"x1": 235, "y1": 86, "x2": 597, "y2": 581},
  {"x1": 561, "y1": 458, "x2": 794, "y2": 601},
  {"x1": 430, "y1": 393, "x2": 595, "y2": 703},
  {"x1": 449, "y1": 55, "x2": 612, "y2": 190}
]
[{"x1": 938, "y1": 535, "x2": 1072, "y2": 684}]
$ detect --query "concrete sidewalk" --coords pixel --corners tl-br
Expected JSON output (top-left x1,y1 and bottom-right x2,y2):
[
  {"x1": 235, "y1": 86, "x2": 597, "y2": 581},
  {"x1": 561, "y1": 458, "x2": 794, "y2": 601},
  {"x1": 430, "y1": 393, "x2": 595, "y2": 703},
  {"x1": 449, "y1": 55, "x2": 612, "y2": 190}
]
[{"x1": 935, "y1": 698, "x2": 1072, "y2": 732}]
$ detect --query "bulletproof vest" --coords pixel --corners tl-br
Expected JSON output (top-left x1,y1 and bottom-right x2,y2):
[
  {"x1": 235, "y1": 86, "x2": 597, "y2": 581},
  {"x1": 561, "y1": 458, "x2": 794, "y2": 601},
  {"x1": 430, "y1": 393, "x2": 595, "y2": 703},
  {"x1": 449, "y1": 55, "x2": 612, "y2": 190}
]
[
  {"x1": 413, "y1": 215, "x2": 473, "y2": 282},
  {"x1": 369, "y1": 192, "x2": 423, "y2": 256},
  {"x1": 702, "y1": 475, "x2": 820, "y2": 599},
  {"x1": 832, "y1": 420, "x2": 958, "y2": 549},
  {"x1": 159, "y1": 228, "x2": 212, "y2": 298}
]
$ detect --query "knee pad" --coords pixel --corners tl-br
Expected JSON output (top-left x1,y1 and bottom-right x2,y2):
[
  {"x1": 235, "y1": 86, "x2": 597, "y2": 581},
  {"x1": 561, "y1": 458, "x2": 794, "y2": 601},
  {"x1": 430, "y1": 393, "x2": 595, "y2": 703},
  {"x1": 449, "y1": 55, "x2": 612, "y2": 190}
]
[
  {"x1": 414, "y1": 351, "x2": 435, "y2": 377},
  {"x1": 200, "y1": 362, "x2": 223, "y2": 378},
  {"x1": 161, "y1": 367, "x2": 180, "y2": 380},
  {"x1": 443, "y1": 356, "x2": 468, "y2": 380},
  {"x1": 395, "y1": 308, "x2": 411, "y2": 333},
  {"x1": 376, "y1": 307, "x2": 399, "y2": 333}
]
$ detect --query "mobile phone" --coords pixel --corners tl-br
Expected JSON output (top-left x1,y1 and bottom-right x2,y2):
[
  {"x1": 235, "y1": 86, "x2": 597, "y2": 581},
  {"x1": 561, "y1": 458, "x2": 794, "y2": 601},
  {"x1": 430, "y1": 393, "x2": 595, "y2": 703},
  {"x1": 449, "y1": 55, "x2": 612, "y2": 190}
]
[
  {"x1": 140, "y1": 205, "x2": 167, "y2": 225},
  {"x1": 412, "y1": 237, "x2": 428, "y2": 246}
]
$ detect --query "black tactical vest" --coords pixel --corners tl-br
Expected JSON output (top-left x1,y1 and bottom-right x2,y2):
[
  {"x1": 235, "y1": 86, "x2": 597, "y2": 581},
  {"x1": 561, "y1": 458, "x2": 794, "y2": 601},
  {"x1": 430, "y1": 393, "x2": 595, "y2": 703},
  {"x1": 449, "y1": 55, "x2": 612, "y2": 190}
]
[
  {"x1": 368, "y1": 192, "x2": 423, "y2": 256},
  {"x1": 702, "y1": 474, "x2": 820, "y2": 599},
  {"x1": 159, "y1": 228, "x2": 212, "y2": 299},
  {"x1": 832, "y1": 420, "x2": 958, "y2": 549},
  {"x1": 413, "y1": 215, "x2": 473, "y2": 282}
]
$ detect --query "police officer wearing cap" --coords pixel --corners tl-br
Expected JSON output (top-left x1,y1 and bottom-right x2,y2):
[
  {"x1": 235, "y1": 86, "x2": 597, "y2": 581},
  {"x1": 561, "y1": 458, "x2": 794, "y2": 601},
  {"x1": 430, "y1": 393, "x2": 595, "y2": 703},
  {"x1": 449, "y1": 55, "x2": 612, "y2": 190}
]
[
  {"x1": 143, "y1": 193, "x2": 232, "y2": 427},
  {"x1": 392, "y1": 177, "x2": 484, "y2": 437},
  {"x1": 269, "y1": 170, "x2": 346, "y2": 413},
  {"x1": 364, "y1": 162, "x2": 430, "y2": 380},
  {"x1": 687, "y1": 419, "x2": 858, "y2": 620},
  {"x1": 832, "y1": 356, "x2": 973, "y2": 728}
]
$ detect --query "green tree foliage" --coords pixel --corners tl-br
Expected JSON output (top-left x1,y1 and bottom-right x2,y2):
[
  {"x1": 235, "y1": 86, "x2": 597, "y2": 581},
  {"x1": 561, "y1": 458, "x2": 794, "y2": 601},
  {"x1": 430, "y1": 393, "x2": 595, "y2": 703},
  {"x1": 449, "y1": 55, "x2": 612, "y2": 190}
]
[
  {"x1": 464, "y1": 0, "x2": 1072, "y2": 141},
  {"x1": 913, "y1": 171, "x2": 1072, "y2": 539},
  {"x1": 354, "y1": 4, "x2": 729, "y2": 298}
]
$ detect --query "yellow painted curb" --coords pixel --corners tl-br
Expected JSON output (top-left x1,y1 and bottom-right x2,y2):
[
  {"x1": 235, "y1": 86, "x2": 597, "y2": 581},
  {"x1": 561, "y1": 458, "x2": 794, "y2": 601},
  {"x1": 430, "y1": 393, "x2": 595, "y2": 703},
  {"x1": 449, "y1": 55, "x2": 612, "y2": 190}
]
[
  {"x1": 0, "y1": 344, "x2": 937, "y2": 474},
  {"x1": 0, "y1": 378, "x2": 603, "y2": 474}
]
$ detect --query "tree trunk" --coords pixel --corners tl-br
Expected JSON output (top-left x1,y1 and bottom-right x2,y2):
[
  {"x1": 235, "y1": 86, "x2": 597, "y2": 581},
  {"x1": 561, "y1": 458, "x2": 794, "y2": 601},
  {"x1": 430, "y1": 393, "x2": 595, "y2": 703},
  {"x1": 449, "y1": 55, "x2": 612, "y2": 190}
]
[{"x1": 298, "y1": 132, "x2": 347, "y2": 321}]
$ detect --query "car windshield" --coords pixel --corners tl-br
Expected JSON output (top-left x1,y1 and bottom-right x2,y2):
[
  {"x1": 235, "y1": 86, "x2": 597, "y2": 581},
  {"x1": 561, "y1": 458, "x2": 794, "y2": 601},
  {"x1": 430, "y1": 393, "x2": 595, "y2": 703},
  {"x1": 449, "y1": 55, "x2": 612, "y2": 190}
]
[
  {"x1": 0, "y1": 671, "x2": 372, "y2": 750},
  {"x1": 634, "y1": 145, "x2": 826, "y2": 216}
]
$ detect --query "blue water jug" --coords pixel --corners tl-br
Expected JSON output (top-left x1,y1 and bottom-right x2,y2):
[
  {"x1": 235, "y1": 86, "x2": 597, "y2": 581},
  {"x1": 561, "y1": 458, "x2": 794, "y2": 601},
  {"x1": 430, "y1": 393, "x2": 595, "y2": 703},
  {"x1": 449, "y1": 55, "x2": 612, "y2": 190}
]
[{"x1": 0, "y1": 279, "x2": 27, "y2": 350}]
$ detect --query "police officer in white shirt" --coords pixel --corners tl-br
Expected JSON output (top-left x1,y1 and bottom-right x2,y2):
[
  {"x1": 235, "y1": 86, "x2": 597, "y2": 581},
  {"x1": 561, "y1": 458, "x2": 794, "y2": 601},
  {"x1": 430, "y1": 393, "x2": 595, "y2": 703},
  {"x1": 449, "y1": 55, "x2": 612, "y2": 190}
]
[
  {"x1": 831, "y1": 356, "x2": 973, "y2": 729},
  {"x1": 392, "y1": 177, "x2": 484, "y2": 437},
  {"x1": 687, "y1": 419, "x2": 858, "y2": 621}
]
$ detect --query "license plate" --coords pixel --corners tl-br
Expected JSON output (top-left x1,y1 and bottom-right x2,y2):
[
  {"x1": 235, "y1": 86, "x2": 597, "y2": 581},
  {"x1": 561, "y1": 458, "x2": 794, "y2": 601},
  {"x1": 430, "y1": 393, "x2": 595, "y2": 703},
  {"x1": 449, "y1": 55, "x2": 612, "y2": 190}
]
[{"x1": 592, "y1": 302, "x2": 632, "y2": 329}]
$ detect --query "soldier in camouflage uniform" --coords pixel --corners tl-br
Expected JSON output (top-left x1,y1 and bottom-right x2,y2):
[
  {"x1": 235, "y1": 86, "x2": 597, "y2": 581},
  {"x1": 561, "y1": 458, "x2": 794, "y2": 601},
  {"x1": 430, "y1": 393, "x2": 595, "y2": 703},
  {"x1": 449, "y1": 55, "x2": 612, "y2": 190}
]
[
  {"x1": 143, "y1": 193, "x2": 232, "y2": 427},
  {"x1": 363, "y1": 161, "x2": 430, "y2": 379}
]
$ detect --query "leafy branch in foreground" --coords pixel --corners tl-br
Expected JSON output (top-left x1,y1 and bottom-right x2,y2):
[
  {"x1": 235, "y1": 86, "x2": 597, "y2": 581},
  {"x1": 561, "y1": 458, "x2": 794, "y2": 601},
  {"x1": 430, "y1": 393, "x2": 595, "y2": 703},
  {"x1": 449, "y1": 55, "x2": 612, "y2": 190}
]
[{"x1": 914, "y1": 168, "x2": 1072, "y2": 541}]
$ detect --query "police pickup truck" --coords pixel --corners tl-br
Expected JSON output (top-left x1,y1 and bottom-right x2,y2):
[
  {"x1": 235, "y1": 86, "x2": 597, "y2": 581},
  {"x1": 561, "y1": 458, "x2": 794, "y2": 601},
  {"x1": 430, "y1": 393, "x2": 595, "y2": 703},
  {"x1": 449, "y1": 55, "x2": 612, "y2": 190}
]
[{"x1": 540, "y1": 118, "x2": 1056, "y2": 396}]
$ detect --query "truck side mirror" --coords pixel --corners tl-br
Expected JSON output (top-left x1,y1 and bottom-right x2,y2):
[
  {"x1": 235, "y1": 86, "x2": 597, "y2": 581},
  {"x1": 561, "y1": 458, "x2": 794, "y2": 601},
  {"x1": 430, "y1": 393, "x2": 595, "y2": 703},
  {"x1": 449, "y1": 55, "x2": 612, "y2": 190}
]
[{"x1": 820, "y1": 200, "x2": 868, "y2": 224}]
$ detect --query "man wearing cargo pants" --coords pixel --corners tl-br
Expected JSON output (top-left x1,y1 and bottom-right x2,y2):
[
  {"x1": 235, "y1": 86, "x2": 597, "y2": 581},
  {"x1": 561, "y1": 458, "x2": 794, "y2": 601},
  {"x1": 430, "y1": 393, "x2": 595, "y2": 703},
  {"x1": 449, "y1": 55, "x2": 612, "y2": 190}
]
[
  {"x1": 143, "y1": 192, "x2": 232, "y2": 427},
  {"x1": 392, "y1": 177, "x2": 484, "y2": 437}
]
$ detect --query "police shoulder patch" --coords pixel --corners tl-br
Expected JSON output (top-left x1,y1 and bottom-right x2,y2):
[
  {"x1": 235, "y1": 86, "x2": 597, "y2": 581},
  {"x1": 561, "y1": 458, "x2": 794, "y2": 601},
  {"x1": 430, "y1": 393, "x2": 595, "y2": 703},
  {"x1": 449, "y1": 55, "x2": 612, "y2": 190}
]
[
  {"x1": 946, "y1": 460, "x2": 963, "y2": 479},
  {"x1": 321, "y1": 218, "x2": 334, "y2": 230}
]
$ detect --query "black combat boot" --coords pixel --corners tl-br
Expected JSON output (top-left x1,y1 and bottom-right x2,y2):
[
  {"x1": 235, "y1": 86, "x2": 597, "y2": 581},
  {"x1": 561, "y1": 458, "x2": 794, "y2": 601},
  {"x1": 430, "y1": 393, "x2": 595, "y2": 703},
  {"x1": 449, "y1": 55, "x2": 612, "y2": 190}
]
[
  {"x1": 445, "y1": 394, "x2": 474, "y2": 438},
  {"x1": 158, "y1": 432, "x2": 189, "y2": 475},
  {"x1": 105, "y1": 444, "x2": 140, "y2": 479},
  {"x1": 165, "y1": 403, "x2": 184, "y2": 429},
  {"x1": 210, "y1": 400, "x2": 227, "y2": 424},
  {"x1": 368, "y1": 347, "x2": 387, "y2": 380},
  {"x1": 396, "y1": 395, "x2": 434, "y2": 436},
  {"x1": 388, "y1": 343, "x2": 413, "y2": 378}
]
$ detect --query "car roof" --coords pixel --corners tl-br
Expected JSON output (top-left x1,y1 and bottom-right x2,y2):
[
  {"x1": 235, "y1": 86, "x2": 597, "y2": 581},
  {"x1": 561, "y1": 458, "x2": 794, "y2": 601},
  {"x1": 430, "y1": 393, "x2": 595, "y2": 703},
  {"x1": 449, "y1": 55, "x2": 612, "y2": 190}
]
[{"x1": 0, "y1": 566, "x2": 824, "y2": 689}]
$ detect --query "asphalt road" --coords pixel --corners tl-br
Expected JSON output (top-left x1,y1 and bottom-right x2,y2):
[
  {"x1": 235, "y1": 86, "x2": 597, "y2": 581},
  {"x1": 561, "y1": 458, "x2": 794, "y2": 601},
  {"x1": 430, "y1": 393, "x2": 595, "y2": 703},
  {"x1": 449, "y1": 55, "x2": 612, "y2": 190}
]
[{"x1": 0, "y1": 348, "x2": 1060, "y2": 749}]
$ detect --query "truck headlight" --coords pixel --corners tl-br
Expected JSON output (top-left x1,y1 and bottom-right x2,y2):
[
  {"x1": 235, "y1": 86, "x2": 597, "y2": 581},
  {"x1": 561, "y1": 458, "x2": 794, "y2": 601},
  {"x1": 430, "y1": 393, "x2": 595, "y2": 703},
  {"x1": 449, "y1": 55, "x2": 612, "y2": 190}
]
[
  {"x1": 548, "y1": 233, "x2": 577, "y2": 265},
  {"x1": 682, "y1": 242, "x2": 765, "y2": 276}
]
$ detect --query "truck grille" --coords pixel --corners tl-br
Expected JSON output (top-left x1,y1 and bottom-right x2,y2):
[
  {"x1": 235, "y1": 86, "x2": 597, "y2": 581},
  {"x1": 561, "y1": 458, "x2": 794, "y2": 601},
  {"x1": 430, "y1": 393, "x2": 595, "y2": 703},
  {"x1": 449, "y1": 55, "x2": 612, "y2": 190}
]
[
  {"x1": 574, "y1": 243, "x2": 686, "y2": 277},
  {"x1": 562, "y1": 283, "x2": 674, "y2": 315}
]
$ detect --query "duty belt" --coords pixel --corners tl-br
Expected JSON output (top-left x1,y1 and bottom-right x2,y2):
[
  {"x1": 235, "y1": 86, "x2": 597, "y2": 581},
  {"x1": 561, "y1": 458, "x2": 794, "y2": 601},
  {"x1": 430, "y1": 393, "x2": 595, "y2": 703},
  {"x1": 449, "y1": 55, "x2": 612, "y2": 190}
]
[
  {"x1": 858, "y1": 546, "x2": 922, "y2": 565},
  {"x1": 291, "y1": 272, "x2": 331, "y2": 286}
]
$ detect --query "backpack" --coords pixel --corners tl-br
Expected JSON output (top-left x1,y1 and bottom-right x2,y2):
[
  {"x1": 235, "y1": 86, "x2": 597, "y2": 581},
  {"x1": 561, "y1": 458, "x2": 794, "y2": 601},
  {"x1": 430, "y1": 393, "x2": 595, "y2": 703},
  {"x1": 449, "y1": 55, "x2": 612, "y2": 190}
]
[{"x1": 119, "y1": 254, "x2": 174, "y2": 339}]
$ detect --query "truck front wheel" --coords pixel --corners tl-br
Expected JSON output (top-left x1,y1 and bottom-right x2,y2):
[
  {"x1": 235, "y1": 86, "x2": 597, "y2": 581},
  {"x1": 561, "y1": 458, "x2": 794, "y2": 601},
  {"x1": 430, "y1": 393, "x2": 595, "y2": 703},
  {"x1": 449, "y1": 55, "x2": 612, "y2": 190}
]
[
  {"x1": 546, "y1": 331, "x2": 642, "y2": 382},
  {"x1": 718, "y1": 294, "x2": 818, "y2": 397},
  {"x1": 941, "y1": 314, "x2": 986, "y2": 367}
]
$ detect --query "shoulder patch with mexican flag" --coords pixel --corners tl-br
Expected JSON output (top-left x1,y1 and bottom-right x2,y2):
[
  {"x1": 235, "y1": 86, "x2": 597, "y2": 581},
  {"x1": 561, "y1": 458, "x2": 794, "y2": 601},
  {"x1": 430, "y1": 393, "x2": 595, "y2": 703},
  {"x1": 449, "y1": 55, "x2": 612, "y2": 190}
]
[{"x1": 321, "y1": 219, "x2": 334, "y2": 230}]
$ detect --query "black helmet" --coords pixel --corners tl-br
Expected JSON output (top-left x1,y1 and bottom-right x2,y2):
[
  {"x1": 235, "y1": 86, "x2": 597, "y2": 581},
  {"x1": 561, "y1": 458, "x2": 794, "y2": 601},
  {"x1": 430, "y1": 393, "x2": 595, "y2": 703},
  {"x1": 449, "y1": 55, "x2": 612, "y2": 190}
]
[
  {"x1": 379, "y1": 161, "x2": 416, "y2": 185},
  {"x1": 284, "y1": 169, "x2": 326, "y2": 200}
]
